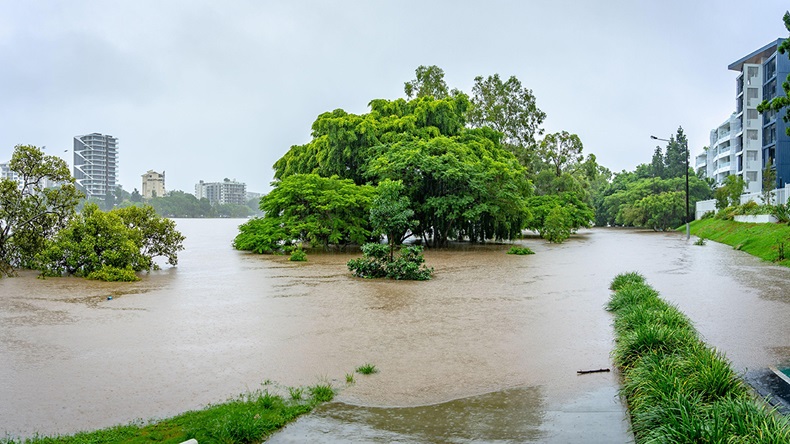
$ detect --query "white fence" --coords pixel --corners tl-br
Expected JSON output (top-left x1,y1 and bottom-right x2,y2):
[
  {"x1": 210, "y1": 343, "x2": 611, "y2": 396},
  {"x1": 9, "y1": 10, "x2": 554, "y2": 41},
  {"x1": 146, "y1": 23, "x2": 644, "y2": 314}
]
[{"x1": 695, "y1": 184, "x2": 790, "y2": 219}]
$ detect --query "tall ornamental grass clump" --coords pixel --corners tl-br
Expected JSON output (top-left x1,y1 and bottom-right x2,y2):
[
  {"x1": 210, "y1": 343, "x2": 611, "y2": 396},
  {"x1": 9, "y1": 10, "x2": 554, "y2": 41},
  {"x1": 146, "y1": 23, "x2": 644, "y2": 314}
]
[{"x1": 607, "y1": 272, "x2": 790, "y2": 442}]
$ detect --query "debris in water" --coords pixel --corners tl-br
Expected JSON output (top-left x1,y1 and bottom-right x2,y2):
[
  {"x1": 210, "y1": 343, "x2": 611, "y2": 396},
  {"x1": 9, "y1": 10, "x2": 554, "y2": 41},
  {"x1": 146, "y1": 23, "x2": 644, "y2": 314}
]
[{"x1": 577, "y1": 368, "x2": 610, "y2": 375}]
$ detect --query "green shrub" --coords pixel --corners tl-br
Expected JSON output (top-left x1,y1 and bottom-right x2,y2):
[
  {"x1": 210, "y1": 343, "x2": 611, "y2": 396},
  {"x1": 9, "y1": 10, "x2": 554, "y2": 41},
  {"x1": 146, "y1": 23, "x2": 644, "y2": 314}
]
[
  {"x1": 86, "y1": 265, "x2": 140, "y2": 282},
  {"x1": 693, "y1": 237, "x2": 706, "y2": 246},
  {"x1": 289, "y1": 249, "x2": 307, "y2": 262},
  {"x1": 771, "y1": 203, "x2": 790, "y2": 223},
  {"x1": 507, "y1": 246, "x2": 535, "y2": 255},
  {"x1": 348, "y1": 243, "x2": 432, "y2": 280}
]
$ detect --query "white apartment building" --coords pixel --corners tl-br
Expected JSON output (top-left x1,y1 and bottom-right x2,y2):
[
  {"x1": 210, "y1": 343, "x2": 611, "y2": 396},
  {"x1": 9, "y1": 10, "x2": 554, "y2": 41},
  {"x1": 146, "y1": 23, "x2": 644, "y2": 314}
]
[
  {"x1": 141, "y1": 170, "x2": 166, "y2": 199},
  {"x1": 195, "y1": 178, "x2": 247, "y2": 205},
  {"x1": 699, "y1": 62, "x2": 765, "y2": 193},
  {"x1": 73, "y1": 133, "x2": 119, "y2": 200}
]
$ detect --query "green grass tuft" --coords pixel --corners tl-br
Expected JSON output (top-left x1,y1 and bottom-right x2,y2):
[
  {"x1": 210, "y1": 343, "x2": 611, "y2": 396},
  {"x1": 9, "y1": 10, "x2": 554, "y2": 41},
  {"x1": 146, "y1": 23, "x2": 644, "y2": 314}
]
[
  {"x1": 609, "y1": 271, "x2": 645, "y2": 291},
  {"x1": 355, "y1": 363, "x2": 378, "y2": 375}
]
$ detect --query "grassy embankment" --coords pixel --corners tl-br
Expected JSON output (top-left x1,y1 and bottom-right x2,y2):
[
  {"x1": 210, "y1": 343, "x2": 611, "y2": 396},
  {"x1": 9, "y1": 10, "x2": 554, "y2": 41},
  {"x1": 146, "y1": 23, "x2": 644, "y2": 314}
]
[
  {"x1": 1, "y1": 383, "x2": 334, "y2": 444},
  {"x1": 607, "y1": 272, "x2": 790, "y2": 442},
  {"x1": 690, "y1": 218, "x2": 790, "y2": 267}
]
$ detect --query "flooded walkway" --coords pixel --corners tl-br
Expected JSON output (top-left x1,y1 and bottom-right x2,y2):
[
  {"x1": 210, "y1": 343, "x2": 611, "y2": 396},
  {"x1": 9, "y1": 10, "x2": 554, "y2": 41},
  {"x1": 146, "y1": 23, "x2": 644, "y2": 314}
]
[{"x1": 2, "y1": 220, "x2": 789, "y2": 442}]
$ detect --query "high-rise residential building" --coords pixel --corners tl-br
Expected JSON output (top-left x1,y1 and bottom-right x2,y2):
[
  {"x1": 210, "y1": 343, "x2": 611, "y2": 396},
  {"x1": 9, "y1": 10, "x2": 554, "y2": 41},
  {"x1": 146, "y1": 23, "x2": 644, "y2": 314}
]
[
  {"x1": 702, "y1": 113, "x2": 756, "y2": 191},
  {"x1": 195, "y1": 178, "x2": 247, "y2": 205},
  {"x1": 73, "y1": 133, "x2": 118, "y2": 200},
  {"x1": 141, "y1": 170, "x2": 166, "y2": 199},
  {"x1": 0, "y1": 161, "x2": 19, "y2": 184},
  {"x1": 727, "y1": 39, "x2": 790, "y2": 189}
]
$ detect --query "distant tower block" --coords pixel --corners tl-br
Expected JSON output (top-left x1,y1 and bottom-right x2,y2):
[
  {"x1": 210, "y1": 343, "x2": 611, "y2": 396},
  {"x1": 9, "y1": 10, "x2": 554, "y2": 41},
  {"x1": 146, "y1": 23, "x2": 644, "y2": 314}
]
[{"x1": 73, "y1": 133, "x2": 118, "y2": 200}]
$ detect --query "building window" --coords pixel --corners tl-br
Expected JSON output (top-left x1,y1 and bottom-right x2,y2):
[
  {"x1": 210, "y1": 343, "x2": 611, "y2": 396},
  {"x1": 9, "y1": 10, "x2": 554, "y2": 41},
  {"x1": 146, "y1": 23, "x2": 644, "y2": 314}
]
[
  {"x1": 765, "y1": 57, "x2": 777, "y2": 81},
  {"x1": 765, "y1": 78, "x2": 777, "y2": 102},
  {"x1": 747, "y1": 109, "x2": 758, "y2": 121},
  {"x1": 764, "y1": 107, "x2": 777, "y2": 124},
  {"x1": 747, "y1": 66, "x2": 760, "y2": 85},
  {"x1": 746, "y1": 171, "x2": 757, "y2": 183},
  {"x1": 764, "y1": 123, "x2": 776, "y2": 145}
]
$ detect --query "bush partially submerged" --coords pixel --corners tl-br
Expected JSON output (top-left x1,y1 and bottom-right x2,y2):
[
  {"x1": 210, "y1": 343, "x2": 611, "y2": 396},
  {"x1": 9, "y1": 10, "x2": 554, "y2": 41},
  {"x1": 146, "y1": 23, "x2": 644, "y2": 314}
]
[
  {"x1": 347, "y1": 243, "x2": 433, "y2": 280},
  {"x1": 507, "y1": 246, "x2": 535, "y2": 255},
  {"x1": 86, "y1": 266, "x2": 139, "y2": 282}
]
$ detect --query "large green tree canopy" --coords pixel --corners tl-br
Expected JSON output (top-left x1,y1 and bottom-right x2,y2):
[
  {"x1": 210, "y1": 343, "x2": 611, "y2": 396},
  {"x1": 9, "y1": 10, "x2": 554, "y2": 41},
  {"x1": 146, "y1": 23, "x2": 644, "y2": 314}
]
[{"x1": 241, "y1": 94, "x2": 534, "y2": 250}]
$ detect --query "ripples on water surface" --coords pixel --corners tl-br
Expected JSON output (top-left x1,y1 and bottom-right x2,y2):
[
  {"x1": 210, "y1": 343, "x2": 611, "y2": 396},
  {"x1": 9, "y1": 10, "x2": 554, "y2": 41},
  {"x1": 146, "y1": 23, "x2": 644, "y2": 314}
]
[{"x1": 2, "y1": 219, "x2": 790, "y2": 442}]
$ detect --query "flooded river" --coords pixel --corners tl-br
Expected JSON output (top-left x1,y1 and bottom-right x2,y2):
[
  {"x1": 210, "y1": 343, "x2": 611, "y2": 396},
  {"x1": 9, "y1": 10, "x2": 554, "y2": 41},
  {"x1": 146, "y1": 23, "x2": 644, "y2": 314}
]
[{"x1": 2, "y1": 219, "x2": 790, "y2": 442}]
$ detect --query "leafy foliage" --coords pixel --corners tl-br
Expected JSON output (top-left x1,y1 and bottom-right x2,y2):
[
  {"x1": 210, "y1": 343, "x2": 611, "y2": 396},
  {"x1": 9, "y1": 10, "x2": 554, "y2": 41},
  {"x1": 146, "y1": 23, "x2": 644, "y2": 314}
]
[
  {"x1": 596, "y1": 174, "x2": 711, "y2": 229},
  {"x1": 289, "y1": 249, "x2": 307, "y2": 262},
  {"x1": 404, "y1": 65, "x2": 449, "y2": 99},
  {"x1": 87, "y1": 266, "x2": 140, "y2": 282},
  {"x1": 525, "y1": 193, "x2": 593, "y2": 241},
  {"x1": 268, "y1": 93, "x2": 533, "y2": 248},
  {"x1": 467, "y1": 74, "x2": 546, "y2": 166},
  {"x1": 35, "y1": 203, "x2": 184, "y2": 280},
  {"x1": 714, "y1": 175, "x2": 745, "y2": 209},
  {"x1": 370, "y1": 179, "x2": 415, "y2": 260},
  {"x1": 347, "y1": 243, "x2": 433, "y2": 280},
  {"x1": 507, "y1": 246, "x2": 535, "y2": 255},
  {"x1": 0, "y1": 145, "x2": 83, "y2": 275},
  {"x1": 234, "y1": 174, "x2": 376, "y2": 252}
]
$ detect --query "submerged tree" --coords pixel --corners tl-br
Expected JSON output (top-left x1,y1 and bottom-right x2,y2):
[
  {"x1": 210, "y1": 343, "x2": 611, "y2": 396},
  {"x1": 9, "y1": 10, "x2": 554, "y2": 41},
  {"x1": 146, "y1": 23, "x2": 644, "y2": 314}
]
[
  {"x1": 234, "y1": 174, "x2": 376, "y2": 253},
  {"x1": 36, "y1": 203, "x2": 185, "y2": 281},
  {"x1": 0, "y1": 145, "x2": 83, "y2": 275}
]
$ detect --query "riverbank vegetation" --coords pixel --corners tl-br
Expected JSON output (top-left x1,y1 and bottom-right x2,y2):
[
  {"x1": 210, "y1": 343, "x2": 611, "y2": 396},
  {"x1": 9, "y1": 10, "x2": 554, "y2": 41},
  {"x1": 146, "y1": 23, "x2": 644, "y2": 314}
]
[
  {"x1": 607, "y1": 272, "x2": 790, "y2": 442},
  {"x1": 0, "y1": 145, "x2": 185, "y2": 280},
  {"x1": 595, "y1": 128, "x2": 713, "y2": 230},
  {"x1": 690, "y1": 218, "x2": 790, "y2": 266},
  {"x1": 235, "y1": 65, "x2": 607, "y2": 255},
  {"x1": 0, "y1": 383, "x2": 334, "y2": 444}
]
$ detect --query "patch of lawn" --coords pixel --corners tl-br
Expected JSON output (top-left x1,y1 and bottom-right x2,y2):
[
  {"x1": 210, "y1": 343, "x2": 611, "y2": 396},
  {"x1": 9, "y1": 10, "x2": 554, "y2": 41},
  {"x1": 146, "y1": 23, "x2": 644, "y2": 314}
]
[
  {"x1": 690, "y1": 219, "x2": 790, "y2": 266},
  {"x1": 2, "y1": 384, "x2": 333, "y2": 444}
]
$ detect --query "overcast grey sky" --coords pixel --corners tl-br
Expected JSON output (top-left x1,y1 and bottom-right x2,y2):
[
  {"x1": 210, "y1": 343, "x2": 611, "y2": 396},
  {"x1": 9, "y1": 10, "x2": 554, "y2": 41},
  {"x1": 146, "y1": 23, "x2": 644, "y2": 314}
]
[{"x1": 1, "y1": 1, "x2": 788, "y2": 194}]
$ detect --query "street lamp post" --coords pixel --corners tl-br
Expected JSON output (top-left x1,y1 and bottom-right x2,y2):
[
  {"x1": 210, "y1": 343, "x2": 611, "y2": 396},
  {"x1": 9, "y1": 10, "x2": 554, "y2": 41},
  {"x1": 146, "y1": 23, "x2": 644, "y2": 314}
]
[{"x1": 651, "y1": 135, "x2": 690, "y2": 240}]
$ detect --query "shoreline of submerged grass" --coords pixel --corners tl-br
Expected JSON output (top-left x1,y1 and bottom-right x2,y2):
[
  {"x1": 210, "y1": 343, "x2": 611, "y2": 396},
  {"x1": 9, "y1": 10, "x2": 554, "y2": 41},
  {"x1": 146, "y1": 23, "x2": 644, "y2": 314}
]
[
  {"x1": 607, "y1": 272, "x2": 790, "y2": 442},
  {"x1": 1, "y1": 383, "x2": 334, "y2": 444}
]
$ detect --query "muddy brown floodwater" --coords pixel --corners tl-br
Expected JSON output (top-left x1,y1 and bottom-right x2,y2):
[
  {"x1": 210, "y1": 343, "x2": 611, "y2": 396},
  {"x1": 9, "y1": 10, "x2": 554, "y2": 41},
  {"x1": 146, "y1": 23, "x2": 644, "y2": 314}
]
[{"x1": 3, "y1": 219, "x2": 790, "y2": 443}]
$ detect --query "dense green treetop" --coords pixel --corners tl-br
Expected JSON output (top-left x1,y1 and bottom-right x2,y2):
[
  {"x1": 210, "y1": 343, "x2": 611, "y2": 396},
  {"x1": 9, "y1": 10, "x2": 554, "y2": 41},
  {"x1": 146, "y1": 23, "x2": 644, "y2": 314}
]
[
  {"x1": 263, "y1": 92, "x2": 534, "y2": 248},
  {"x1": 467, "y1": 73, "x2": 546, "y2": 167},
  {"x1": 404, "y1": 65, "x2": 450, "y2": 99},
  {"x1": 234, "y1": 174, "x2": 376, "y2": 253}
]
